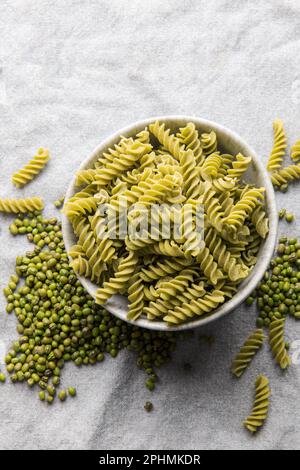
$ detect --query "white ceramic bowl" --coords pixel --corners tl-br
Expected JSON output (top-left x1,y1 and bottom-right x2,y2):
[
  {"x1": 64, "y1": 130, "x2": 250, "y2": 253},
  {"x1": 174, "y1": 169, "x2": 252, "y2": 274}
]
[{"x1": 62, "y1": 116, "x2": 277, "y2": 331}]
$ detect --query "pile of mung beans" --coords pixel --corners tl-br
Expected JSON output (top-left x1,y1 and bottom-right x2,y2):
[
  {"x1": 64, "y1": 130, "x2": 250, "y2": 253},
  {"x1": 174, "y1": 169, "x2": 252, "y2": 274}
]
[
  {"x1": 2, "y1": 212, "x2": 178, "y2": 404},
  {"x1": 246, "y1": 212, "x2": 299, "y2": 338}
]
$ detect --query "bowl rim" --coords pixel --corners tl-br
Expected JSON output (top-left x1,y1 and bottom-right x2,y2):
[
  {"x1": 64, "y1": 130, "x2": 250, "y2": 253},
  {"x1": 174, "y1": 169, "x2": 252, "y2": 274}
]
[{"x1": 62, "y1": 115, "x2": 278, "y2": 331}]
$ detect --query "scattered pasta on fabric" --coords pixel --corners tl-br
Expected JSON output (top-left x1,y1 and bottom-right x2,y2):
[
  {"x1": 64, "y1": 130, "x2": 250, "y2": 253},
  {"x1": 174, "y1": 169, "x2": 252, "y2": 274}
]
[{"x1": 64, "y1": 120, "x2": 269, "y2": 326}]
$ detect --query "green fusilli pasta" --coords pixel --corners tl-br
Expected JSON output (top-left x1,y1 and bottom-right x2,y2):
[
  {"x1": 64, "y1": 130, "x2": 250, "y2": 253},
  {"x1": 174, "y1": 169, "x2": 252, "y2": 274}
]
[
  {"x1": 269, "y1": 318, "x2": 291, "y2": 369},
  {"x1": 243, "y1": 375, "x2": 270, "y2": 433},
  {"x1": 271, "y1": 163, "x2": 300, "y2": 187},
  {"x1": 231, "y1": 329, "x2": 265, "y2": 377},
  {"x1": 200, "y1": 131, "x2": 217, "y2": 155},
  {"x1": 267, "y1": 119, "x2": 287, "y2": 172},
  {"x1": 223, "y1": 188, "x2": 265, "y2": 230},
  {"x1": 164, "y1": 289, "x2": 225, "y2": 325},
  {"x1": 149, "y1": 120, "x2": 183, "y2": 160},
  {"x1": 0, "y1": 197, "x2": 44, "y2": 214},
  {"x1": 291, "y1": 139, "x2": 300, "y2": 162},
  {"x1": 65, "y1": 120, "x2": 268, "y2": 326},
  {"x1": 200, "y1": 152, "x2": 222, "y2": 180},
  {"x1": 12, "y1": 148, "x2": 50, "y2": 188},
  {"x1": 95, "y1": 251, "x2": 139, "y2": 305},
  {"x1": 177, "y1": 122, "x2": 204, "y2": 165},
  {"x1": 127, "y1": 274, "x2": 145, "y2": 321},
  {"x1": 227, "y1": 153, "x2": 252, "y2": 180}
]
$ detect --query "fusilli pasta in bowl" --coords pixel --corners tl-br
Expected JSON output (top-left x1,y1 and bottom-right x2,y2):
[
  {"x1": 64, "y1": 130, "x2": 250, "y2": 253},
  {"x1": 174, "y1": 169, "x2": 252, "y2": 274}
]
[{"x1": 62, "y1": 116, "x2": 277, "y2": 331}]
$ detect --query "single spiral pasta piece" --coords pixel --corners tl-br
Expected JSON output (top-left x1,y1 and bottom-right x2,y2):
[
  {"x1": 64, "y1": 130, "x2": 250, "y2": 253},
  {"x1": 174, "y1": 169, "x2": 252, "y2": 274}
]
[
  {"x1": 157, "y1": 268, "x2": 198, "y2": 301},
  {"x1": 136, "y1": 174, "x2": 181, "y2": 207},
  {"x1": 227, "y1": 153, "x2": 252, "y2": 180},
  {"x1": 95, "y1": 251, "x2": 139, "y2": 305},
  {"x1": 175, "y1": 281, "x2": 206, "y2": 305},
  {"x1": 125, "y1": 235, "x2": 159, "y2": 251},
  {"x1": 212, "y1": 176, "x2": 236, "y2": 193},
  {"x1": 144, "y1": 240, "x2": 187, "y2": 257},
  {"x1": 0, "y1": 196, "x2": 44, "y2": 214},
  {"x1": 143, "y1": 284, "x2": 159, "y2": 302},
  {"x1": 269, "y1": 318, "x2": 291, "y2": 369},
  {"x1": 200, "y1": 152, "x2": 222, "y2": 180},
  {"x1": 95, "y1": 137, "x2": 133, "y2": 168},
  {"x1": 75, "y1": 169, "x2": 102, "y2": 186},
  {"x1": 164, "y1": 289, "x2": 224, "y2": 324},
  {"x1": 220, "y1": 282, "x2": 238, "y2": 299},
  {"x1": 179, "y1": 149, "x2": 201, "y2": 199},
  {"x1": 179, "y1": 203, "x2": 204, "y2": 257},
  {"x1": 63, "y1": 196, "x2": 98, "y2": 218},
  {"x1": 200, "y1": 131, "x2": 217, "y2": 155},
  {"x1": 68, "y1": 185, "x2": 98, "y2": 202},
  {"x1": 149, "y1": 120, "x2": 184, "y2": 160},
  {"x1": 71, "y1": 255, "x2": 103, "y2": 284},
  {"x1": 140, "y1": 257, "x2": 192, "y2": 282},
  {"x1": 291, "y1": 139, "x2": 300, "y2": 162},
  {"x1": 89, "y1": 213, "x2": 116, "y2": 264},
  {"x1": 251, "y1": 205, "x2": 269, "y2": 238},
  {"x1": 177, "y1": 122, "x2": 204, "y2": 165},
  {"x1": 135, "y1": 128, "x2": 150, "y2": 144},
  {"x1": 203, "y1": 187, "x2": 224, "y2": 232},
  {"x1": 196, "y1": 244, "x2": 224, "y2": 285},
  {"x1": 139, "y1": 151, "x2": 156, "y2": 171},
  {"x1": 143, "y1": 298, "x2": 173, "y2": 320},
  {"x1": 119, "y1": 169, "x2": 140, "y2": 186},
  {"x1": 68, "y1": 244, "x2": 85, "y2": 259},
  {"x1": 92, "y1": 141, "x2": 152, "y2": 187},
  {"x1": 110, "y1": 178, "x2": 154, "y2": 208},
  {"x1": 243, "y1": 375, "x2": 270, "y2": 433},
  {"x1": 231, "y1": 329, "x2": 265, "y2": 377},
  {"x1": 242, "y1": 234, "x2": 262, "y2": 267},
  {"x1": 219, "y1": 191, "x2": 234, "y2": 217},
  {"x1": 220, "y1": 153, "x2": 235, "y2": 171},
  {"x1": 205, "y1": 227, "x2": 249, "y2": 282},
  {"x1": 12, "y1": 148, "x2": 50, "y2": 188},
  {"x1": 127, "y1": 274, "x2": 145, "y2": 321},
  {"x1": 223, "y1": 188, "x2": 265, "y2": 229},
  {"x1": 72, "y1": 217, "x2": 105, "y2": 277},
  {"x1": 267, "y1": 119, "x2": 287, "y2": 171},
  {"x1": 271, "y1": 163, "x2": 300, "y2": 187},
  {"x1": 144, "y1": 280, "x2": 206, "y2": 320},
  {"x1": 111, "y1": 179, "x2": 128, "y2": 197}
]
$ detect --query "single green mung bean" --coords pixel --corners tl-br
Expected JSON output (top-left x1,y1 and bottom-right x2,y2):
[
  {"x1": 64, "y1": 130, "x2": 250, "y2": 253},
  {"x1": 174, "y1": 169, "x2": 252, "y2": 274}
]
[
  {"x1": 285, "y1": 213, "x2": 294, "y2": 223},
  {"x1": 0, "y1": 373, "x2": 6, "y2": 383},
  {"x1": 245, "y1": 296, "x2": 254, "y2": 306},
  {"x1": 68, "y1": 387, "x2": 76, "y2": 397},
  {"x1": 145, "y1": 378, "x2": 155, "y2": 391},
  {"x1": 46, "y1": 395, "x2": 54, "y2": 404},
  {"x1": 144, "y1": 401, "x2": 153, "y2": 412},
  {"x1": 58, "y1": 390, "x2": 67, "y2": 401}
]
